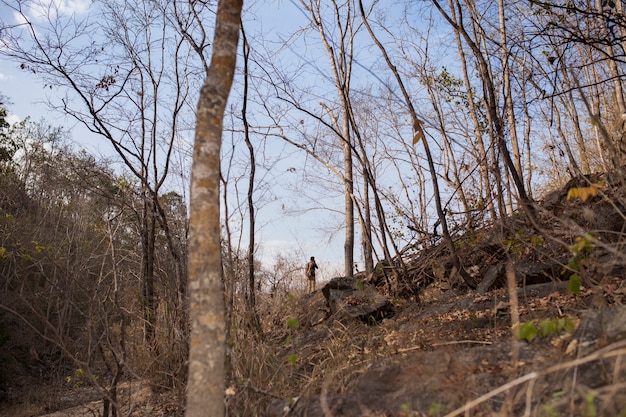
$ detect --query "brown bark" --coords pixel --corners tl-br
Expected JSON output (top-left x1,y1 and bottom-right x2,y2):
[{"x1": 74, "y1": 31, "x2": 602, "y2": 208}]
[
  {"x1": 241, "y1": 24, "x2": 262, "y2": 333},
  {"x1": 185, "y1": 1, "x2": 243, "y2": 416},
  {"x1": 498, "y1": 0, "x2": 522, "y2": 179}
]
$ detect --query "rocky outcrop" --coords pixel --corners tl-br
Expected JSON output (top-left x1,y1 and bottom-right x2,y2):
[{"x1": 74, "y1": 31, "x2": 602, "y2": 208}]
[{"x1": 321, "y1": 277, "x2": 394, "y2": 324}]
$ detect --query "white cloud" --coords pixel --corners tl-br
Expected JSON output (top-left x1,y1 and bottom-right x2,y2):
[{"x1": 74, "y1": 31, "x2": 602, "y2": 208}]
[
  {"x1": 57, "y1": 0, "x2": 91, "y2": 15},
  {"x1": 0, "y1": 72, "x2": 12, "y2": 81},
  {"x1": 12, "y1": 10, "x2": 29, "y2": 26},
  {"x1": 24, "y1": 0, "x2": 91, "y2": 22}
]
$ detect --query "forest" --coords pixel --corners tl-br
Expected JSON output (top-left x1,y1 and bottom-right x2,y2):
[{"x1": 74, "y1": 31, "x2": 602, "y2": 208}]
[{"x1": 1, "y1": 0, "x2": 626, "y2": 416}]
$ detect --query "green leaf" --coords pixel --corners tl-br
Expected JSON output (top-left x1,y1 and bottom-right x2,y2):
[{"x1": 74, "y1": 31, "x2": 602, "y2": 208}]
[
  {"x1": 518, "y1": 322, "x2": 538, "y2": 342},
  {"x1": 561, "y1": 317, "x2": 575, "y2": 333},
  {"x1": 286, "y1": 317, "x2": 299, "y2": 329},
  {"x1": 567, "y1": 274, "x2": 581, "y2": 295},
  {"x1": 539, "y1": 319, "x2": 557, "y2": 337},
  {"x1": 287, "y1": 354, "x2": 298, "y2": 365},
  {"x1": 567, "y1": 257, "x2": 580, "y2": 272},
  {"x1": 585, "y1": 392, "x2": 597, "y2": 417}
]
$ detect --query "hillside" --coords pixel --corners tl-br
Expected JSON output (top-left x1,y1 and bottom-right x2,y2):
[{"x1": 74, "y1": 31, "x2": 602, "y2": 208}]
[
  {"x1": 2, "y1": 172, "x2": 626, "y2": 417},
  {"x1": 252, "y1": 172, "x2": 626, "y2": 416}
]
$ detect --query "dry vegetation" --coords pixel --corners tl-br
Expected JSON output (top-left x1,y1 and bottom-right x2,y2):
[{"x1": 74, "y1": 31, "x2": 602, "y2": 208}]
[
  {"x1": 2, "y1": 1, "x2": 626, "y2": 411},
  {"x1": 2, "y1": 164, "x2": 626, "y2": 417},
  {"x1": 204, "y1": 174, "x2": 623, "y2": 415},
  {"x1": 224, "y1": 175, "x2": 626, "y2": 416}
]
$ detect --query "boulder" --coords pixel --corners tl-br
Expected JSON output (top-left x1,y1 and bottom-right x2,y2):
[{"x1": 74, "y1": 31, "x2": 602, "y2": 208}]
[
  {"x1": 321, "y1": 277, "x2": 394, "y2": 324},
  {"x1": 476, "y1": 260, "x2": 566, "y2": 293}
]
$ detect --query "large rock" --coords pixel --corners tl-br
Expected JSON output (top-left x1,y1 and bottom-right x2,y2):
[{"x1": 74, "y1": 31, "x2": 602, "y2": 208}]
[
  {"x1": 321, "y1": 277, "x2": 394, "y2": 324},
  {"x1": 476, "y1": 260, "x2": 567, "y2": 293}
]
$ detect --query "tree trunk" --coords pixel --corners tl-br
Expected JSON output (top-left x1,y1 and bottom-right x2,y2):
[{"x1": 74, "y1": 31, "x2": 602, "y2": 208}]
[
  {"x1": 141, "y1": 194, "x2": 157, "y2": 342},
  {"x1": 449, "y1": 2, "x2": 497, "y2": 221},
  {"x1": 241, "y1": 24, "x2": 262, "y2": 332},
  {"x1": 498, "y1": 0, "x2": 522, "y2": 179},
  {"x1": 302, "y1": 0, "x2": 356, "y2": 278},
  {"x1": 185, "y1": 1, "x2": 243, "y2": 416},
  {"x1": 343, "y1": 127, "x2": 355, "y2": 278},
  {"x1": 361, "y1": 169, "x2": 374, "y2": 275}
]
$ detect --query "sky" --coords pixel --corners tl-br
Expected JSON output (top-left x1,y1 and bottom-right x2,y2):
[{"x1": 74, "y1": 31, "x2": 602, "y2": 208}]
[{"x1": 0, "y1": 0, "x2": 351, "y2": 281}]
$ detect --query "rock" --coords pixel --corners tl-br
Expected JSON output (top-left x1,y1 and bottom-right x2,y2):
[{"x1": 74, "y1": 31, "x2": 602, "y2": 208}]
[
  {"x1": 477, "y1": 263, "x2": 504, "y2": 293},
  {"x1": 321, "y1": 277, "x2": 394, "y2": 324},
  {"x1": 515, "y1": 260, "x2": 563, "y2": 285},
  {"x1": 569, "y1": 305, "x2": 626, "y2": 356},
  {"x1": 476, "y1": 260, "x2": 566, "y2": 293}
]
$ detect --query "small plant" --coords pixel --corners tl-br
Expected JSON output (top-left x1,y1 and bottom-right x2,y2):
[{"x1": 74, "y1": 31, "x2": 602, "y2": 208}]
[
  {"x1": 428, "y1": 402, "x2": 445, "y2": 416},
  {"x1": 566, "y1": 182, "x2": 603, "y2": 202},
  {"x1": 518, "y1": 317, "x2": 575, "y2": 342},
  {"x1": 285, "y1": 318, "x2": 300, "y2": 365},
  {"x1": 66, "y1": 368, "x2": 89, "y2": 388},
  {"x1": 584, "y1": 392, "x2": 597, "y2": 417},
  {"x1": 286, "y1": 317, "x2": 299, "y2": 330},
  {"x1": 518, "y1": 321, "x2": 538, "y2": 342},
  {"x1": 285, "y1": 317, "x2": 299, "y2": 345},
  {"x1": 565, "y1": 234, "x2": 593, "y2": 295}
]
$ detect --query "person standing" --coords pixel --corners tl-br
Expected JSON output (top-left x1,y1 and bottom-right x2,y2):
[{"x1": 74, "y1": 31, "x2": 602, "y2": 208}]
[{"x1": 305, "y1": 256, "x2": 319, "y2": 293}]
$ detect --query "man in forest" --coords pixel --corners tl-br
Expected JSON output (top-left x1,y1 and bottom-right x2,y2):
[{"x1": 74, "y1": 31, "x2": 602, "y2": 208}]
[{"x1": 305, "y1": 256, "x2": 319, "y2": 293}]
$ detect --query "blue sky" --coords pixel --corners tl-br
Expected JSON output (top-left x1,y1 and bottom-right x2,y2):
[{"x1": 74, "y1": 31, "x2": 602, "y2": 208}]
[{"x1": 0, "y1": 0, "x2": 352, "y2": 281}]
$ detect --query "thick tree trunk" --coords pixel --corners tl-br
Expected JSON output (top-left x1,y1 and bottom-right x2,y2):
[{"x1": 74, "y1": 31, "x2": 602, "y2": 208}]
[
  {"x1": 343, "y1": 131, "x2": 355, "y2": 278},
  {"x1": 185, "y1": 1, "x2": 243, "y2": 416}
]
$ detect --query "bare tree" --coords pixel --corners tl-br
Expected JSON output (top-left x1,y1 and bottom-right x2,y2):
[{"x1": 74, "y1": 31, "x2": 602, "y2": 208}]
[
  {"x1": 431, "y1": 0, "x2": 536, "y2": 225},
  {"x1": 298, "y1": 0, "x2": 357, "y2": 277},
  {"x1": 0, "y1": 120, "x2": 159, "y2": 416},
  {"x1": 185, "y1": 0, "x2": 243, "y2": 416},
  {"x1": 358, "y1": 0, "x2": 473, "y2": 287},
  {"x1": 0, "y1": 0, "x2": 192, "y2": 344}
]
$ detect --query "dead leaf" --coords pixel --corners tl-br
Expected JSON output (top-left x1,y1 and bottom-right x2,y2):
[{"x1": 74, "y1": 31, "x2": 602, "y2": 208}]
[
  {"x1": 565, "y1": 339, "x2": 578, "y2": 355},
  {"x1": 566, "y1": 182, "x2": 604, "y2": 202},
  {"x1": 412, "y1": 118, "x2": 425, "y2": 145}
]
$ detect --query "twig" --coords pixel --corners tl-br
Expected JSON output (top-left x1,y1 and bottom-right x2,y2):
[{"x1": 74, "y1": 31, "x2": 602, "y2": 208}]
[
  {"x1": 430, "y1": 340, "x2": 493, "y2": 347},
  {"x1": 395, "y1": 340, "x2": 492, "y2": 354},
  {"x1": 504, "y1": 261, "x2": 521, "y2": 415},
  {"x1": 506, "y1": 261, "x2": 521, "y2": 366}
]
